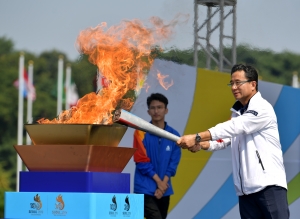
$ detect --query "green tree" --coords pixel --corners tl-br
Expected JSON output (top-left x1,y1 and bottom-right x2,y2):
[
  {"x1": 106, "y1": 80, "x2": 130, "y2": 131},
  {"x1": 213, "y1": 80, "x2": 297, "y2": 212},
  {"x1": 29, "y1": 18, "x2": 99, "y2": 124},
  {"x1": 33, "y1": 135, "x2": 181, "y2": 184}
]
[{"x1": 156, "y1": 44, "x2": 300, "y2": 86}]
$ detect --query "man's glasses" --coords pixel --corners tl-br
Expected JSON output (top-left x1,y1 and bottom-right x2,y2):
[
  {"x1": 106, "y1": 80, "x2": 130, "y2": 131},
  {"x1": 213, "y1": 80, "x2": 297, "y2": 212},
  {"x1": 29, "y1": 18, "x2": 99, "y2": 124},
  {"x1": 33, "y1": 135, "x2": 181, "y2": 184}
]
[{"x1": 227, "y1": 80, "x2": 251, "y2": 87}]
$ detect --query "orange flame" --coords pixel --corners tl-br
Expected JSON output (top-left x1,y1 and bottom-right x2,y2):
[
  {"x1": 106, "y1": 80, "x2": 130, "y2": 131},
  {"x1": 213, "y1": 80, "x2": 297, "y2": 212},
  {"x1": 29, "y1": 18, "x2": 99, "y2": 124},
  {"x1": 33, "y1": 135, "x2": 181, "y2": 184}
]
[
  {"x1": 157, "y1": 71, "x2": 174, "y2": 90},
  {"x1": 38, "y1": 17, "x2": 177, "y2": 124}
]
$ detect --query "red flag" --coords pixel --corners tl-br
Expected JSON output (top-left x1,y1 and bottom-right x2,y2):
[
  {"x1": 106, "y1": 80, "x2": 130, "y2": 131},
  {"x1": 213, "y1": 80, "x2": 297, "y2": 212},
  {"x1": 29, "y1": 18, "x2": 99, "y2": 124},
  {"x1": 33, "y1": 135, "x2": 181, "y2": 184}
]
[{"x1": 14, "y1": 70, "x2": 36, "y2": 100}]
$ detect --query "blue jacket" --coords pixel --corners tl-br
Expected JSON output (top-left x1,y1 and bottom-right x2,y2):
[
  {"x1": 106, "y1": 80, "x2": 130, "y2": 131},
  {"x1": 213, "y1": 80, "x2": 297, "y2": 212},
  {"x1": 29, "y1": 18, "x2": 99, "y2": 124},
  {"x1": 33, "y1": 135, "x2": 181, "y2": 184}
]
[{"x1": 133, "y1": 122, "x2": 181, "y2": 196}]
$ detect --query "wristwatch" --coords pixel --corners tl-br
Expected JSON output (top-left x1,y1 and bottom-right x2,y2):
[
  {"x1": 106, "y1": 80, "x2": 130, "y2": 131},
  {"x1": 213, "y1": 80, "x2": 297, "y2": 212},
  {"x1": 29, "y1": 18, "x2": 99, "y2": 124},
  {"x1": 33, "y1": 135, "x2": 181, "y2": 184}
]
[{"x1": 195, "y1": 133, "x2": 201, "y2": 144}]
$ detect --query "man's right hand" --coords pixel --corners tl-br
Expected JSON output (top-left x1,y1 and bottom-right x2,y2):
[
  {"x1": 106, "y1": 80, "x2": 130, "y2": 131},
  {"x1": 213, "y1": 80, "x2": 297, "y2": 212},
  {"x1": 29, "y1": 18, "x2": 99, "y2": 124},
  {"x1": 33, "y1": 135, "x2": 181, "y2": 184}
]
[
  {"x1": 188, "y1": 141, "x2": 211, "y2": 152},
  {"x1": 157, "y1": 180, "x2": 169, "y2": 192},
  {"x1": 153, "y1": 174, "x2": 169, "y2": 192}
]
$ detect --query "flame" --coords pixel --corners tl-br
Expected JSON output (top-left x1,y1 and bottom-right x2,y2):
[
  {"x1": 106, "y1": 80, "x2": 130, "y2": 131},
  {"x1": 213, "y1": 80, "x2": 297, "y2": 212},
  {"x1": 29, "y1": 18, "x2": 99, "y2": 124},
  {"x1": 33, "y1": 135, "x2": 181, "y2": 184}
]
[
  {"x1": 143, "y1": 82, "x2": 150, "y2": 93},
  {"x1": 38, "y1": 17, "x2": 177, "y2": 124},
  {"x1": 157, "y1": 71, "x2": 174, "y2": 90}
]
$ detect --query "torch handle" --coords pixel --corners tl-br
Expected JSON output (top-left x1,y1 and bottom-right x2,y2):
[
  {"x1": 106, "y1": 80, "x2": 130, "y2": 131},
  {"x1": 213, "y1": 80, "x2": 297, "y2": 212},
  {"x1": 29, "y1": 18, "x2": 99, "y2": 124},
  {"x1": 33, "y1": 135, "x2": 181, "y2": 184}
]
[{"x1": 116, "y1": 109, "x2": 180, "y2": 142}]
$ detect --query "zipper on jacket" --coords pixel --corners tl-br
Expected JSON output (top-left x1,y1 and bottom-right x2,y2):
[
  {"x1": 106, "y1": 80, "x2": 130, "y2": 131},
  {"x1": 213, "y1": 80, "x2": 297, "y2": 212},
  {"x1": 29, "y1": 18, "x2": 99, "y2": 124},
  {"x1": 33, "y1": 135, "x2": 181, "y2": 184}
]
[
  {"x1": 238, "y1": 142, "x2": 245, "y2": 195},
  {"x1": 157, "y1": 137, "x2": 161, "y2": 176},
  {"x1": 256, "y1": 150, "x2": 265, "y2": 170}
]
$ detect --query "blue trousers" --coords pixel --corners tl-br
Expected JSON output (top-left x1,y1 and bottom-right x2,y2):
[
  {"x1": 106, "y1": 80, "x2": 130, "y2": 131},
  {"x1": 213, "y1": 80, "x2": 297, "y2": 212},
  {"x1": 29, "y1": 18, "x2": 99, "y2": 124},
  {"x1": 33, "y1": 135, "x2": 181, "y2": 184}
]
[{"x1": 239, "y1": 185, "x2": 290, "y2": 219}]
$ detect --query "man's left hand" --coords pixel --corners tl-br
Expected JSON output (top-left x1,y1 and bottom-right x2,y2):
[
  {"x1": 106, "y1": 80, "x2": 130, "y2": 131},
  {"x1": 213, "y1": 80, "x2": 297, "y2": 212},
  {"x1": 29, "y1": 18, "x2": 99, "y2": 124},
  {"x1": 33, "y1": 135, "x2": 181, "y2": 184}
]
[
  {"x1": 177, "y1": 134, "x2": 197, "y2": 149},
  {"x1": 154, "y1": 189, "x2": 164, "y2": 199}
]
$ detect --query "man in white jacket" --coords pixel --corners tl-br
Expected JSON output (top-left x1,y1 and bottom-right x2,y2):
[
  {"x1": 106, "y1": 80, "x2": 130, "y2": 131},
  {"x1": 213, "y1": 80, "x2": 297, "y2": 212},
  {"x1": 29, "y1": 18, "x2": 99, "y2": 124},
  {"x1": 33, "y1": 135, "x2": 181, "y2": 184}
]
[{"x1": 177, "y1": 64, "x2": 289, "y2": 219}]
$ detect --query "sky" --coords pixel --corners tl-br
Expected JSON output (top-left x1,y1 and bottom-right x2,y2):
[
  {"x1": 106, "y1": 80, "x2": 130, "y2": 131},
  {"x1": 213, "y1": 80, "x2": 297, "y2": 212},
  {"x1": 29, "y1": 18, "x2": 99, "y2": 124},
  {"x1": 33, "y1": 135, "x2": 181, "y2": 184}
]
[{"x1": 1, "y1": 0, "x2": 300, "y2": 61}]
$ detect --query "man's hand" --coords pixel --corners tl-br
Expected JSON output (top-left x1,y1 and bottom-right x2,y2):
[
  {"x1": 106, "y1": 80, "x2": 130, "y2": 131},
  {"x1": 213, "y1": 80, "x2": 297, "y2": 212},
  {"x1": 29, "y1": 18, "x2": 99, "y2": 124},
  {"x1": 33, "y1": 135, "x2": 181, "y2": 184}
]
[
  {"x1": 153, "y1": 174, "x2": 169, "y2": 193},
  {"x1": 154, "y1": 188, "x2": 164, "y2": 199},
  {"x1": 157, "y1": 180, "x2": 169, "y2": 192},
  {"x1": 188, "y1": 141, "x2": 211, "y2": 152},
  {"x1": 177, "y1": 131, "x2": 212, "y2": 149},
  {"x1": 177, "y1": 134, "x2": 197, "y2": 149},
  {"x1": 188, "y1": 144, "x2": 201, "y2": 153}
]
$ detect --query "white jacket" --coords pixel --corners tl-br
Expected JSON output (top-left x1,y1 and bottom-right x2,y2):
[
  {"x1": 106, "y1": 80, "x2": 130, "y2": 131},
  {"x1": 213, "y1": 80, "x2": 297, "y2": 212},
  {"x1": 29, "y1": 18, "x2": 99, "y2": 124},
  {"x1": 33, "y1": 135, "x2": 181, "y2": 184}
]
[{"x1": 208, "y1": 92, "x2": 287, "y2": 196}]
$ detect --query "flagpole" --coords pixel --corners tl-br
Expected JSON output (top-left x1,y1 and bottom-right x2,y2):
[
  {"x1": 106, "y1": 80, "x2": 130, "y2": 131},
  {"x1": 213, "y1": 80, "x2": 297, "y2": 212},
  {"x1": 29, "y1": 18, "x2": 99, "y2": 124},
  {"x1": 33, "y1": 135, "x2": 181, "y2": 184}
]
[
  {"x1": 65, "y1": 64, "x2": 71, "y2": 110},
  {"x1": 292, "y1": 71, "x2": 299, "y2": 88},
  {"x1": 26, "y1": 60, "x2": 34, "y2": 145},
  {"x1": 57, "y1": 56, "x2": 64, "y2": 115},
  {"x1": 17, "y1": 52, "x2": 25, "y2": 191}
]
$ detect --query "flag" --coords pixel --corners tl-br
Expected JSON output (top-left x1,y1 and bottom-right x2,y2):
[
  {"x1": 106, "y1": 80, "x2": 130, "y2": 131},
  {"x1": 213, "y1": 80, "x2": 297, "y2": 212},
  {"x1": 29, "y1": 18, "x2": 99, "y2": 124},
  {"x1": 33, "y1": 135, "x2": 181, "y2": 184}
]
[
  {"x1": 64, "y1": 65, "x2": 78, "y2": 109},
  {"x1": 14, "y1": 70, "x2": 36, "y2": 100},
  {"x1": 95, "y1": 69, "x2": 110, "y2": 93},
  {"x1": 66, "y1": 83, "x2": 79, "y2": 107}
]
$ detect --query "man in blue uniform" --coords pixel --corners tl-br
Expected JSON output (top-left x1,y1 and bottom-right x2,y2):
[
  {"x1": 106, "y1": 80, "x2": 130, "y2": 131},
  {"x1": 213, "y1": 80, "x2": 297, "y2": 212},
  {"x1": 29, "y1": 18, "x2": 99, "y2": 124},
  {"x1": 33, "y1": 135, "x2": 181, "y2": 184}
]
[
  {"x1": 177, "y1": 64, "x2": 289, "y2": 219},
  {"x1": 133, "y1": 93, "x2": 181, "y2": 219}
]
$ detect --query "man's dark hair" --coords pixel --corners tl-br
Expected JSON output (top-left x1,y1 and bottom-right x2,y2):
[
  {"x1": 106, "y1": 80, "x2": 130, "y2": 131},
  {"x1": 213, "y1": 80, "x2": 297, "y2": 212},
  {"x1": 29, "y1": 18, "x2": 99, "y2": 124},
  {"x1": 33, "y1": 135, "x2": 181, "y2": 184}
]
[
  {"x1": 231, "y1": 64, "x2": 258, "y2": 90},
  {"x1": 147, "y1": 93, "x2": 168, "y2": 109}
]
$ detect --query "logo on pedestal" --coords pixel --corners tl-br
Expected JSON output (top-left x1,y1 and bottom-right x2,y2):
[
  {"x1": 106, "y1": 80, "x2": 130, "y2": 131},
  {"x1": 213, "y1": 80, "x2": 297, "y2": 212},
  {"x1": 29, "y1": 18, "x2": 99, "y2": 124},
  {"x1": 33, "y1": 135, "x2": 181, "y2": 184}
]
[
  {"x1": 52, "y1": 194, "x2": 67, "y2": 216},
  {"x1": 109, "y1": 195, "x2": 118, "y2": 217},
  {"x1": 29, "y1": 194, "x2": 43, "y2": 215},
  {"x1": 123, "y1": 195, "x2": 131, "y2": 217}
]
